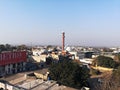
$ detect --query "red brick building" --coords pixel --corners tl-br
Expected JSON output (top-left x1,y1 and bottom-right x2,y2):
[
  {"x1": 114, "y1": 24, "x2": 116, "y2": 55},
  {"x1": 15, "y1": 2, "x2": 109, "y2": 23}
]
[{"x1": 0, "y1": 51, "x2": 27, "y2": 76}]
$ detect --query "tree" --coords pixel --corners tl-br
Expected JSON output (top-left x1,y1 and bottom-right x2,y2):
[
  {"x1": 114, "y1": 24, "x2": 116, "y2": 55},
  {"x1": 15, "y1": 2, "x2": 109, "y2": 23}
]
[
  {"x1": 96, "y1": 56, "x2": 118, "y2": 68},
  {"x1": 46, "y1": 45, "x2": 52, "y2": 49},
  {"x1": 5, "y1": 44, "x2": 12, "y2": 51},
  {"x1": 98, "y1": 66, "x2": 120, "y2": 90},
  {"x1": 0, "y1": 44, "x2": 29, "y2": 52},
  {"x1": 17, "y1": 44, "x2": 27, "y2": 50},
  {"x1": 49, "y1": 59, "x2": 90, "y2": 89},
  {"x1": 0, "y1": 44, "x2": 6, "y2": 52},
  {"x1": 102, "y1": 48, "x2": 113, "y2": 52},
  {"x1": 112, "y1": 66, "x2": 120, "y2": 84},
  {"x1": 46, "y1": 57, "x2": 53, "y2": 65},
  {"x1": 114, "y1": 53, "x2": 120, "y2": 63}
]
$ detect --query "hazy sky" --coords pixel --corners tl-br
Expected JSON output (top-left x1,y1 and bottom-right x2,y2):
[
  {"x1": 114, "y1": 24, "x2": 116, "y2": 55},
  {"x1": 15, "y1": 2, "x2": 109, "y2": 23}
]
[{"x1": 0, "y1": 0, "x2": 120, "y2": 46}]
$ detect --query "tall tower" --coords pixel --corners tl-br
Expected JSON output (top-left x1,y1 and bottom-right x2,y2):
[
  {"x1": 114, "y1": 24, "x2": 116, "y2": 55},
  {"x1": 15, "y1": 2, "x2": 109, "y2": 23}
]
[{"x1": 62, "y1": 32, "x2": 65, "y2": 52}]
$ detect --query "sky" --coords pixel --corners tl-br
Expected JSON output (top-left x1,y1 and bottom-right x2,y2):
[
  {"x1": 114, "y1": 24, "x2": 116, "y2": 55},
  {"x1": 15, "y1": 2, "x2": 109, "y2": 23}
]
[{"x1": 0, "y1": 0, "x2": 120, "y2": 47}]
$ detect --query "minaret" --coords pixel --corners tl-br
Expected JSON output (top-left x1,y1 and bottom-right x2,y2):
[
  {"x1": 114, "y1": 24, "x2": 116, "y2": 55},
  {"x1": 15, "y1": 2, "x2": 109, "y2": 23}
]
[{"x1": 62, "y1": 32, "x2": 65, "y2": 52}]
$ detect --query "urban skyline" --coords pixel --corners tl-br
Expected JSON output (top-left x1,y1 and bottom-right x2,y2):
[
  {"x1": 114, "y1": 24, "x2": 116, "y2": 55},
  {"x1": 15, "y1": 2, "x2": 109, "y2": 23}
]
[{"x1": 0, "y1": 0, "x2": 120, "y2": 47}]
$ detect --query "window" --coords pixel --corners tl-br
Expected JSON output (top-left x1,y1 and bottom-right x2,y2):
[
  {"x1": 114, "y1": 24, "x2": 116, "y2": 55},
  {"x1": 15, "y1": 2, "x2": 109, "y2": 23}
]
[
  {"x1": 3, "y1": 54, "x2": 5, "y2": 60},
  {"x1": 9, "y1": 54, "x2": 11, "y2": 59},
  {"x1": 12, "y1": 53, "x2": 14, "y2": 58},
  {"x1": 0, "y1": 54, "x2": 1, "y2": 60}
]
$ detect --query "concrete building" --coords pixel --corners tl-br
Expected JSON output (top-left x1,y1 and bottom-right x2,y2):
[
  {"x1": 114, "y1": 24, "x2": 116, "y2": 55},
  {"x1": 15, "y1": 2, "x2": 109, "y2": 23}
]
[
  {"x1": 0, "y1": 51, "x2": 27, "y2": 76},
  {"x1": 101, "y1": 52, "x2": 114, "y2": 59},
  {"x1": 32, "y1": 54, "x2": 47, "y2": 62},
  {"x1": 69, "y1": 51, "x2": 85, "y2": 60}
]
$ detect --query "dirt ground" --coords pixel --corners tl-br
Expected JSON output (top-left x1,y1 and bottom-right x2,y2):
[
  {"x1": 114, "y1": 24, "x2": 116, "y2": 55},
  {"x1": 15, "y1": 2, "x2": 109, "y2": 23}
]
[{"x1": 88, "y1": 71, "x2": 112, "y2": 90}]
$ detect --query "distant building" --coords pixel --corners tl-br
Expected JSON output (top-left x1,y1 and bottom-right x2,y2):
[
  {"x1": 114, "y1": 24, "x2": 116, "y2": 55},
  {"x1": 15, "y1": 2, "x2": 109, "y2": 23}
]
[
  {"x1": 80, "y1": 58, "x2": 93, "y2": 64},
  {"x1": 69, "y1": 51, "x2": 85, "y2": 60},
  {"x1": 0, "y1": 51, "x2": 27, "y2": 76},
  {"x1": 84, "y1": 52, "x2": 94, "y2": 58},
  {"x1": 101, "y1": 52, "x2": 114, "y2": 59},
  {"x1": 32, "y1": 54, "x2": 47, "y2": 62}
]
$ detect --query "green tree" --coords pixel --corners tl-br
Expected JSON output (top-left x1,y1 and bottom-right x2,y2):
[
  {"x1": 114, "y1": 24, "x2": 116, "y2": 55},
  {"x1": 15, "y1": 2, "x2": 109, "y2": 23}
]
[
  {"x1": 96, "y1": 56, "x2": 118, "y2": 68},
  {"x1": 46, "y1": 57, "x2": 53, "y2": 65},
  {"x1": 0, "y1": 44, "x2": 6, "y2": 52},
  {"x1": 5, "y1": 44, "x2": 12, "y2": 51},
  {"x1": 114, "y1": 53, "x2": 120, "y2": 63},
  {"x1": 102, "y1": 48, "x2": 113, "y2": 52},
  {"x1": 49, "y1": 60, "x2": 90, "y2": 89},
  {"x1": 17, "y1": 44, "x2": 27, "y2": 50}
]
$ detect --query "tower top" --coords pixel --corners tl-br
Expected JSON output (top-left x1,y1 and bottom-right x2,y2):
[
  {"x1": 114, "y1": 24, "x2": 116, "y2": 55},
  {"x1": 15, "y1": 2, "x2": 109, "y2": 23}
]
[{"x1": 62, "y1": 32, "x2": 65, "y2": 53}]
